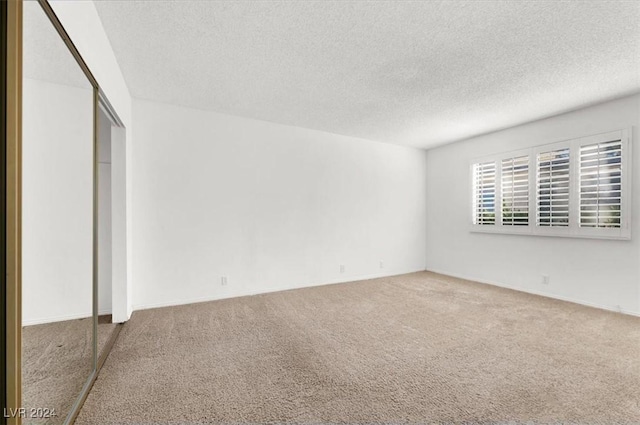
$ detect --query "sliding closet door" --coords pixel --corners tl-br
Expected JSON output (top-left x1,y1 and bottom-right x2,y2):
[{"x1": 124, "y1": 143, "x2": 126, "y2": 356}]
[{"x1": 21, "y1": 2, "x2": 95, "y2": 423}]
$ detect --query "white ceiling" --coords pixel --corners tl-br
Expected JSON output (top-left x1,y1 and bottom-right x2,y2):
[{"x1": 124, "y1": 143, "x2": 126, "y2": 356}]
[
  {"x1": 93, "y1": 0, "x2": 640, "y2": 149},
  {"x1": 24, "y1": 1, "x2": 92, "y2": 90}
]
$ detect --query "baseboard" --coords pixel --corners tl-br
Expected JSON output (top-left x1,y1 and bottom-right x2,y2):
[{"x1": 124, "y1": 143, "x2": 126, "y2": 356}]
[
  {"x1": 426, "y1": 268, "x2": 640, "y2": 317},
  {"x1": 23, "y1": 312, "x2": 93, "y2": 327},
  {"x1": 133, "y1": 268, "x2": 427, "y2": 312},
  {"x1": 23, "y1": 309, "x2": 113, "y2": 327}
]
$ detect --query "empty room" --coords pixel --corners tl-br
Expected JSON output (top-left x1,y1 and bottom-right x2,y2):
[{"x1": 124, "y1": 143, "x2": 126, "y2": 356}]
[{"x1": 1, "y1": 0, "x2": 639, "y2": 424}]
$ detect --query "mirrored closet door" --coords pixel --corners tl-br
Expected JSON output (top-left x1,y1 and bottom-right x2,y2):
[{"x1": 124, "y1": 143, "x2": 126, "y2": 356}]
[
  {"x1": 22, "y1": 2, "x2": 95, "y2": 423},
  {"x1": 4, "y1": 1, "x2": 123, "y2": 423}
]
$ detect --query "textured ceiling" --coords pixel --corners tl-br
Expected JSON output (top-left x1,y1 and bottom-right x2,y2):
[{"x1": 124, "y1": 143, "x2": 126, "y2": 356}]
[
  {"x1": 93, "y1": 0, "x2": 640, "y2": 148},
  {"x1": 24, "y1": 1, "x2": 92, "y2": 89}
]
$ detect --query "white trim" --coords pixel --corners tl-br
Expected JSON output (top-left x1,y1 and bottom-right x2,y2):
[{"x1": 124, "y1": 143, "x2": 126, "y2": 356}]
[
  {"x1": 23, "y1": 312, "x2": 93, "y2": 327},
  {"x1": 22, "y1": 308, "x2": 112, "y2": 326},
  {"x1": 110, "y1": 125, "x2": 129, "y2": 323},
  {"x1": 496, "y1": 158, "x2": 503, "y2": 226},
  {"x1": 469, "y1": 226, "x2": 632, "y2": 240},
  {"x1": 426, "y1": 268, "x2": 640, "y2": 317},
  {"x1": 98, "y1": 89, "x2": 124, "y2": 128},
  {"x1": 132, "y1": 268, "x2": 426, "y2": 311}
]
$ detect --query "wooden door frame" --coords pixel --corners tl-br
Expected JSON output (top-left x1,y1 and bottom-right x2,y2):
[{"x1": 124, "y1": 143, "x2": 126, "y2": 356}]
[
  {"x1": 4, "y1": 1, "x2": 22, "y2": 424},
  {"x1": 0, "y1": 0, "x2": 8, "y2": 421}
]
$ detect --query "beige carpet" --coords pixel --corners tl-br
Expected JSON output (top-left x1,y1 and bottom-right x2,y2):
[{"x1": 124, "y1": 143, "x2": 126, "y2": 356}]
[
  {"x1": 22, "y1": 318, "x2": 118, "y2": 424},
  {"x1": 76, "y1": 272, "x2": 640, "y2": 424}
]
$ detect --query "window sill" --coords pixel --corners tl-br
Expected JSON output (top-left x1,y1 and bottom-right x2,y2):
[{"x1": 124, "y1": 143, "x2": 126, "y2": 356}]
[{"x1": 469, "y1": 225, "x2": 631, "y2": 240}]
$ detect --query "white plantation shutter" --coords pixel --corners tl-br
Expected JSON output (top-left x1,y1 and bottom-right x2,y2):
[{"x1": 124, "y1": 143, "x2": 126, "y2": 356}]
[
  {"x1": 473, "y1": 161, "x2": 496, "y2": 225},
  {"x1": 537, "y1": 148, "x2": 570, "y2": 227},
  {"x1": 471, "y1": 129, "x2": 630, "y2": 239},
  {"x1": 501, "y1": 156, "x2": 529, "y2": 226},
  {"x1": 579, "y1": 139, "x2": 622, "y2": 228}
]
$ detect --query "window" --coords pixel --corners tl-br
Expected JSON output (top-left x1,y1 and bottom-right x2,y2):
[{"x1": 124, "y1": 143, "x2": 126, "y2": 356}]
[
  {"x1": 470, "y1": 129, "x2": 631, "y2": 239},
  {"x1": 579, "y1": 139, "x2": 622, "y2": 228},
  {"x1": 473, "y1": 161, "x2": 496, "y2": 225},
  {"x1": 501, "y1": 156, "x2": 529, "y2": 226},
  {"x1": 537, "y1": 148, "x2": 569, "y2": 227}
]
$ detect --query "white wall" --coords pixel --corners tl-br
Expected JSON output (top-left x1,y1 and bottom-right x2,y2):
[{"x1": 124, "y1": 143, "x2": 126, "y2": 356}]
[
  {"x1": 110, "y1": 125, "x2": 129, "y2": 322},
  {"x1": 425, "y1": 94, "x2": 640, "y2": 315},
  {"x1": 132, "y1": 99, "x2": 427, "y2": 309},
  {"x1": 98, "y1": 110, "x2": 112, "y2": 315},
  {"x1": 51, "y1": 0, "x2": 134, "y2": 321},
  {"x1": 98, "y1": 163, "x2": 112, "y2": 315},
  {"x1": 22, "y1": 78, "x2": 93, "y2": 325}
]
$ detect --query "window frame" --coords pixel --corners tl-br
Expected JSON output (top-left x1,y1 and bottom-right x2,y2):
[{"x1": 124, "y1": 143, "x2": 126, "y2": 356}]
[{"x1": 469, "y1": 128, "x2": 632, "y2": 240}]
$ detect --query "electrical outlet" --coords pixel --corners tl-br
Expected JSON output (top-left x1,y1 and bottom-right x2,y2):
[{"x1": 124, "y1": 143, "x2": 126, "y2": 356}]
[
  {"x1": 221, "y1": 276, "x2": 228, "y2": 286},
  {"x1": 340, "y1": 265, "x2": 345, "y2": 273},
  {"x1": 379, "y1": 260, "x2": 384, "y2": 269},
  {"x1": 541, "y1": 274, "x2": 549, "y2": 285}
]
